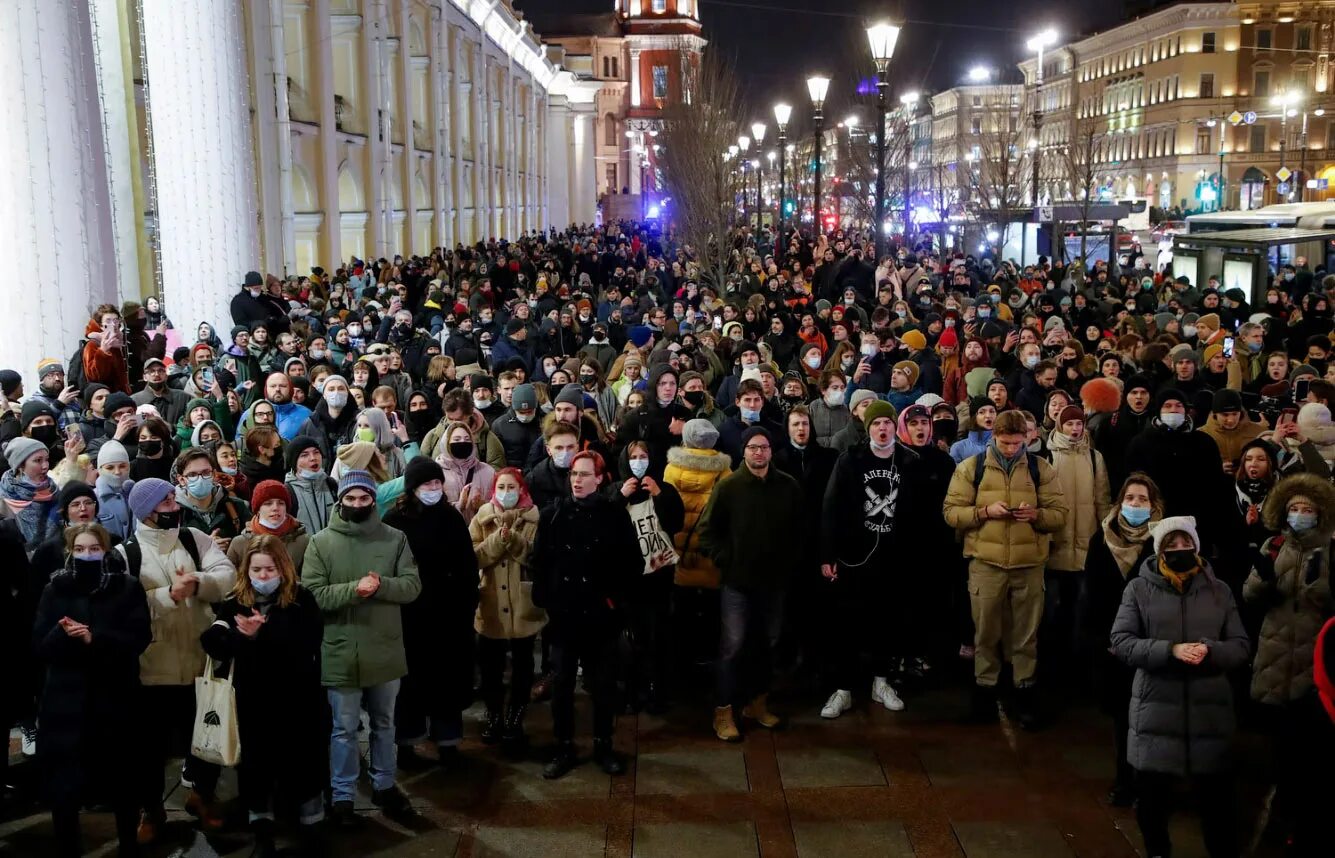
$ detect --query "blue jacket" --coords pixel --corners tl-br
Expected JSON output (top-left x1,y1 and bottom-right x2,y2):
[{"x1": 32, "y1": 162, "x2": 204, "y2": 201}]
[
  {"x1": 885, "y1": 386, "x2": 921, "y2": 414},
  {"x1": 950, "y1": 429, "x2": 992, "y2": 464},
  {"x1": 94, "y1": 474, "x2": 135, "y2": 540},
  {"x1": 489, "y1": 335, "x2": 532, "y2": 373},
  {"x1": 273, "y1": 401, "x2": 313, "y2": 441}
]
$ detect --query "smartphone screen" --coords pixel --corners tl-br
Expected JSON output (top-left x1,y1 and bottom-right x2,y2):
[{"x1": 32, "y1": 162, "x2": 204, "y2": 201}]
[
  {"x1": 1295, "y1": 379, "x2": 1311, "y2": 401},
  {"x1": 1222, "y1": 337, "x2": 1234, "y2": 359}
]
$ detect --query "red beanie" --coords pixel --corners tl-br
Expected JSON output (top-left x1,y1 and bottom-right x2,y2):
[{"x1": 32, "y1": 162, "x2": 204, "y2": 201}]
[
  {"x1": 250, "y1": 479, "x2": 291, "y2": 512},
  {"x1": 937, "y1": 328, "x2": 959, "y2": 350}
]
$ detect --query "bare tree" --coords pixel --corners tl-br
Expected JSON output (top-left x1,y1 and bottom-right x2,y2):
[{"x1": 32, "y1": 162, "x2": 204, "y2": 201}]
[
  {"x1": 656, "y1": 46, "x2": 745, "y2": 291},
  {"x1": 837, "y1": 104, "x2": 914, "y2": 235},
  {"x1": 960, "y1": 94, "x2": 1031, "y2": 257},
  {"x1": 1062, "y1": 114, "x2": 1107, "y2": 268}
]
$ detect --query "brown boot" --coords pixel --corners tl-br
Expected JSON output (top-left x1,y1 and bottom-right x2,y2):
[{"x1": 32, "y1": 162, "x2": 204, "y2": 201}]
[
  {"x1": 741, "y1": 694, "x2": 781, "y2": 728},
  {"x1": 184, "y1": 789, "x2": 225, "y2": 831},
  {"x1": 713, "y1": 705, "x2": 740, "y2": 742},
  {"x1": 135, "y1": 813, "x2": 160, "y2": 846}
]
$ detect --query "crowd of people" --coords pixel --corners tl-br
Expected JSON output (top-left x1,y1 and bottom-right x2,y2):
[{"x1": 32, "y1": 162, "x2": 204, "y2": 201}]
[{"x1": 1, "y1": 221, "x2": 1334, "y2": 858}]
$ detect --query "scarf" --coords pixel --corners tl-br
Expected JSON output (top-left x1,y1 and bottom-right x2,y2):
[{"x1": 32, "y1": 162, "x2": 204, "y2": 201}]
[
  {"x1": 1, "y1": 470, "x2": 59, "y2": 547},
  {"x1": 251, "y1": 514, "x2": 298, "y2": 538},
  {"x1": 1100, "y1": 508, "x2": 1157, "y2": 578},
  {"x1": 1158, "y1": 556, "x2": 1200, "y2": 593}
]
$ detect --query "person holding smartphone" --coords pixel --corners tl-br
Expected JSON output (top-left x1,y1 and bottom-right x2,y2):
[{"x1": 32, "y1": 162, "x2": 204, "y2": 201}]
[{"x1": 82, "y1": 304, "x2": 130, "y2": 394}]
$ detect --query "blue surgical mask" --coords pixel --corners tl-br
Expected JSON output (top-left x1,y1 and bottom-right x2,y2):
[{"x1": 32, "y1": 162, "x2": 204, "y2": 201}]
[
  {"x1": 977, "y1": 308, "x2": 991, "y2": 319},
  {"x1": 1121, "y1": 504, "x2": 1152, "y2": 526},
  {"x1": 298, "y1": 468, "x2": 323, "y2": 480},
  {"x1": 495, "y1": 489, "x2": 519, "y2": 509},
  {"x1": 186, "y1": 475, "x2": 213, "y2": 498},
  {"x1": 79, "y1": 551, "x2": 105, "y2": 563},
  {"x1": 741, "y1": 408, "x2": 760, "y2": 422},
  {"x1": 1024, "y1": 355, "x2": 1040, "y2": 370},
  {"x1": 1288, "y1": 511, "x2": 1318, "y2": 532},
  {"x1": 629, "y1": 458, "x2": 650, "y2": 478},
  {"x1": 552, "y1": 449, "x2": 574, "y2": 469},
  {"x1": 250, "y1": 575, "x2": 281, "y2": 597},
  {"x1": 416, "y1": 487, "x2": 443, "y2": 506},
  {"x1": 1247, "y1": 340, "x2": 1263, "y2": 353}
]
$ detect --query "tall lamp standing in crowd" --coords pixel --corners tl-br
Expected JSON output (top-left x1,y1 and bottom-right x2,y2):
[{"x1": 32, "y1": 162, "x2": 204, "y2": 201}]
[
  {"x1": 807, "y1": 75, "x2": 830, "y2": 226},
  {"x1": 751, "y1": 121, "x2": 768, "y2": 236},
  {"x1": 867, "y1": 22, "x2": 901, "y2": 258},
  {"x1": 774, "y1": 102, "x2": 792, "y2": 230}
]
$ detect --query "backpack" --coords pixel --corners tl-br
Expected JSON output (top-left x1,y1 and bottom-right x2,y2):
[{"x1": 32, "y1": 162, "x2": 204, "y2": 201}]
[
  {"x1": 121, "y1": 528, "x2": 203, "y2": 579},
  {"x1": 972, "y1": 450, "x2": 1041, "y2": 492},
  {"x1": 66, "y1": 339, "x2": 89, "y2": 391}
]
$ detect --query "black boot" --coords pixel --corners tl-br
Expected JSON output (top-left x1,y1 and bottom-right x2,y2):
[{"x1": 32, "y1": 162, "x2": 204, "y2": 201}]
[
  {"x1": 481, "y1": 709, "x2": 504, "y2": 745},
  {"x1": 542, "y1": 741, "x2": 578, "y2": 780},
  {"x1": 397, "y1": 743, "x2": 434, "y2": 771},
  {"x1": 1007, "y1": 685, "x2": 1043, "y2": 731},
  {"x1": 502, "y1": 704, "x2": 528, "y2": 747},
  {"x1": 296, "y1": 822, "x2": 330, "y2": 858},
  {"x1": 592, "y1": 739, "x2": 626, "y2": 776},
  {"x1": 249, "y1": 819, "x2": 278, "y2": 858},
  {"x1": 436, "y1": 745, "x2": 460, "y2": 769},
  {"x1": 962, "y1": 684, "x2": 998, "y2": 724}
]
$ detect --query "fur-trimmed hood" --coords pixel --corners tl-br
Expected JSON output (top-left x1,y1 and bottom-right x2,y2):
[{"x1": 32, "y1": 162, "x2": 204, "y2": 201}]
[
  {"x1": 667, "y1": 445, "x2": 732, "y2": 473},
  {"x1": 1263, "y1": 472, "x2": 1335, "y2": 534}
]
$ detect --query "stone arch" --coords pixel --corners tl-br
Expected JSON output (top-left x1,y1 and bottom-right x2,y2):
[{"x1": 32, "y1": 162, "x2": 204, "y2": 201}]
[
  {"x1": 337, "y1": 160, "x2": 365, "y2": 211},
  {"x1": 290, "y1": 162, "x2": 318, "y2": 212}
]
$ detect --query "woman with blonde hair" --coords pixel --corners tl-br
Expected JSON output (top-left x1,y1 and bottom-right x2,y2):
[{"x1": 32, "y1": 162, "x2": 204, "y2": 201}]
[{"x1": 201, "y1": 535, "x2": 326, "y2": 856}]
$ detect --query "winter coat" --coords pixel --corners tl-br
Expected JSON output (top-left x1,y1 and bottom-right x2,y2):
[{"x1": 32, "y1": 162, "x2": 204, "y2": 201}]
[
  {"x1": 491, "y1": 409, "x2": 542, "y2": 468},
  {"x1": 295, "y1": 401, "x2": 360, "y2": 472},
  {"x1": 820, "y1": 441, "x2": 923, "y2": 572},
  {"x1": 663, "y1": 446, "x2": 730, "y2": 588},
  {"x1": 383, "y1": 497, "x2": 478, "y2": 711},
  {"x1": 830, "y1": 418, "x2": 867, "y2": 454},
  {"x1": 436, "y1": 438, "x2": 496, "y2": 522},
  {"x1": 943, "y1": 447, "x2": 1068, "y2": 570},
  {"x1": 117, "y1": 525, "x2": 237, "y2": 686},
  {"x1": 177, "y1": 486, "x2": 252, "y2": 541},
  {"x1": 949, "y1": 428, "x2": 992, "y2": 463},
  {"x1": 1111, "y1": 558, "x2": 1250, "y2": 776},
  {"x1": 807, "y1": 398, "x2": 850, "y2": 448},
  {"x1": 93, "y1": 474, "x2": 134, "y2": 541},
  {"x1": 285, "y1": 471, "x2": 337, "y2": 536},
  {"x1": 470, "y1": 502, "x2": 545, "y2": 639},
  {"x1": 226, "y1": 522, "x2": 310, "y2": 576},
  {"x1": 1244, "y1": 473, "x2": 1335, "y2": 706},
  {"x1": 1094, "y1": 405, "x2": 1154, "y2": 491},
  {"x1": 33, "y1": 559, "x2": 150, "y2": 806},
  {"x1": 1084, "y1": 514, "x2": 1159, "y2": 714},
  {"x1": 1045, "y1": 430, "x2": 1112, "y2": 572},
  {"x1": 300, "y1": 506, "x2": 421, "y2": 688},
  {"x1": 81, "y1": 319, "x2": 129, "y2": 394},
  {"x1": 1125, "y1": 419, "x2": 1239, "y2": 560},
  {"x1": 1199, "y1": 412, "x2": 1268, "y2": 466},
  {"x1": 698, "y1": 465, "x2": 805, "y2": 591},
  {"x1": 199, "y1": 588, "x2": 326, "y2": 806},
  {"x1": 531, "y1": 494, "x2": 641, "y2": 637},
  {"x1": 422, "y1": 416, "x2": 506, "y2": 472}
]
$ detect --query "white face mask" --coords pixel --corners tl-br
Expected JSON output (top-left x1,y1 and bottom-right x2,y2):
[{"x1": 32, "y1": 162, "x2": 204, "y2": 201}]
[
  {"x1": 629, "y1": 458, "x2": 650, "y2": 478},
  {"x1": 860, "y1": 344, "x2": 877, "y2": 357},
  {"x1": 805, "y1": 354, "x2": 822, "y2": 369},
  {"x1": 324, "y1": 390, "x2": 348, "y2": 409},
  {"x1": 552, "y1": 449, "x2": 574, "y2": 469},
  {"x1": 824, "y1": 389, "x2": 845, "y2": 408},
  {"x1": 416, "y1": 487, "x2": 443, "y2": 506},
  {"x1": 260, "y1": 511, "x2": 287, "y2": 529}
]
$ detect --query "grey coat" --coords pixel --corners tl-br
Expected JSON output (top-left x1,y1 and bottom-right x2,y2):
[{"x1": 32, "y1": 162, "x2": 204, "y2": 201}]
[{"x1": 1110, "y1": 558, "x2": 1250, "y2": 776}]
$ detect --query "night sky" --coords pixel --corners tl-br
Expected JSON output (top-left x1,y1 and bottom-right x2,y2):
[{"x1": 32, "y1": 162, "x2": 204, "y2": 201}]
[{"x1": 519, "y1": 0, "x2": 1123, "y2": 132}]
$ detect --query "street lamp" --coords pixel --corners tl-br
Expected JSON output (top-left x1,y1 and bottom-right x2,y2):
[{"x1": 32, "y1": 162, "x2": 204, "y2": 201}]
[
  {"x1": 867, "y1": 22, "x2": 902, "y2": 256},
  {"x1": 899, "y1": 91, "x2": 919, "y2": 245},
  {"x1": 752, "y1": 123, "x2": 768, "y2": 236},
  {"x1": 1027, "y1": 28, "x2": 1057, "y2": 208},
  {"x1": 774, "y1": 102, "x2": 792, "y2": 231},
  {"x1": 967, "y1": 65, "x2": 992, "y2": 83},
  {"x1": 808, "y1": 74, "x2": 831, "y2": 228}
]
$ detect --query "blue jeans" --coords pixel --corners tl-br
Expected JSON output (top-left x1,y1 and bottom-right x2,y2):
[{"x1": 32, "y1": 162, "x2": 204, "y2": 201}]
[
  {"x1": 716, "y1": 586, "x2": 785, "y2": 708},
  {"x1": 328, "y1": 680, "x2": 400, "y2": 803}
]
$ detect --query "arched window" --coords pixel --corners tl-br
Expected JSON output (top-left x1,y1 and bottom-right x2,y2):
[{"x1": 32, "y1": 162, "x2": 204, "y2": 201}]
[{"x1": 604, "y1": 113, "x2": 618, "y2": 147}]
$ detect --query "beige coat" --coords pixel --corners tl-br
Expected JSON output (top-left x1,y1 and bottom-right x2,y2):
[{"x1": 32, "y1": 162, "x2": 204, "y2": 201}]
[
  {"x1": 226, "y1": 522, "x2": 311, "y2": 576},
  {"x1": 118, "y1": 525, "x2": 237, "y2": 686},
  {"x1": 469, "y1": 501, "x2": 546, "y2": 639},
  {"x1": 943, "y1": 448, "x2": 1068, "y2": 570},
  {"x1": 1045, "y1": 430, "x2": 1111, "y2": 571}
]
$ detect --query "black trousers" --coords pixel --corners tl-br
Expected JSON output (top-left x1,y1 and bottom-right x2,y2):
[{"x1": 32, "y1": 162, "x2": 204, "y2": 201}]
[
  {"x1": 826, "y1": 574, "x2": 897, "y2": 693},
  {"x1": 138, "y1": 684, "x2": 220, "y2": 818},
  {"x1": 549, "y1": 625, "x2": 620, "y2": 743},
  {"x1": 628, "y1": 570, "x2": 673, "y2": 703},
  {"x1": 1134, "y1": 770, "x2": 1237, "y2": 858},
  {"x1": 478, "y1": 635, "x2": 537, "y2": 713}
]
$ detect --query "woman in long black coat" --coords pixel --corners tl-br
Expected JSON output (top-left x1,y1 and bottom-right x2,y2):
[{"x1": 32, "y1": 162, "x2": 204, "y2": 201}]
[
  {"x1": 200, "y1": 533, "x2": 325, "y2": 855},
  {"x1": 33, "y1": 523, "x2": 150, "y2": 858},
  {"x1": 1081, "y1": 472, "x2": 1163, "y2": 807},
  {"x1": 382, "y1": 457, "x2": 479, "y2": 767}
]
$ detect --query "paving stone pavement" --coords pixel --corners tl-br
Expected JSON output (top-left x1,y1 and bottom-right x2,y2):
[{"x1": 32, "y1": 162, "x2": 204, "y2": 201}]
[{"x1": 0, "y1": 681, "x2": 1287, "y2": 857}]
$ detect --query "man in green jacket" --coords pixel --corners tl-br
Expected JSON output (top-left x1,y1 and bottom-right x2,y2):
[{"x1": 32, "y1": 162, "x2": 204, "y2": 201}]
[
  {"x1": 302, "y1": 470, "x2": 422, "y2": 826},
  {"x1": 699, "y1": 426, "x2": 804, "y2": 742}
]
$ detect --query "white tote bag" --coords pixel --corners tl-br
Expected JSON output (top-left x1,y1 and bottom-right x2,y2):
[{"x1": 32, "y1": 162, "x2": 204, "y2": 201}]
[
  {"x1": 626, "y1": 498, "x2": 680, "y2": 575},
  {"x1": 191, "y1": 657, "x2": 241, "y2": 766}
]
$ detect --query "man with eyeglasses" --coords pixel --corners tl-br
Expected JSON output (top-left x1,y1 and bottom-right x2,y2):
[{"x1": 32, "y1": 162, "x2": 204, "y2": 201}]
[{"x1": 698, "y1": 426, "x2": 804, "y2": 742}]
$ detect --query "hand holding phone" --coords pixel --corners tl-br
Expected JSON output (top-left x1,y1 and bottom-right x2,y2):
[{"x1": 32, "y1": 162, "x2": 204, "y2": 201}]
[{"x1": 1222, "y1": 337, "x2": 1234, "y2": 359}]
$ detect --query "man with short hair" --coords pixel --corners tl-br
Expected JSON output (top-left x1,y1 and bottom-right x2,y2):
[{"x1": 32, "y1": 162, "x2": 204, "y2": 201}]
[
  {"x1": 718, "y1": 379, "x2": 783, "y2": 467},
  {"x1": 29, "y1": 358, "x2": 81, "y2": 430},
  {"x1": 263, "y1": 371, "x2": 312, "y2": 440},
  {"x1": 526, "y1": 421, "x2": 581, "y2": 510},
  {"x1": 699, "y1": 426, "x2": 805, "y2": 741},
  {"x1": 492, "y1": 382, "x2": 541, "y2": 466},
  {"x1": 132, "y1": 357, "x2": 190, "y2": 428},
  {"x1": 174, "y1": 448, "x2": 251, "y2": 552},
  {"x1": 302, "y1": 470, "x2": 422, "y2": 826},
  {"x1": 943, "y1": 410, "x2": 1068, "y2": 727}
]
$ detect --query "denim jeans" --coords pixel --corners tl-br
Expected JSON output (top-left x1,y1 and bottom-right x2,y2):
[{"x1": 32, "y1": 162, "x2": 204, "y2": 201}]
[
  {"x1": 716, "y1": 586, "x2": 785, "y2": 708},
  {"x1": 328, "y1": 680, "x2": 400, "y2": 803}
]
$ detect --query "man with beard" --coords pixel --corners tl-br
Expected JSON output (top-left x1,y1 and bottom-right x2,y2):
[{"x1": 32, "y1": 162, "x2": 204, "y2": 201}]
[
  {"x1": 264, "y1": 372, "x2": 312, "y2": 441},
  {"x1": 132, "y1": 357, "x2": 190, "y2": 428},
  {"x1": 28, "y1": 359, "x2": 82, "y2": 430}
]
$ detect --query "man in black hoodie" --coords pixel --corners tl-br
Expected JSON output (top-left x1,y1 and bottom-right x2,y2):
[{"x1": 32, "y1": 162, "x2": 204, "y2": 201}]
[{"x1": 817, "y1": 400, "x2": 922, "y2": 718}]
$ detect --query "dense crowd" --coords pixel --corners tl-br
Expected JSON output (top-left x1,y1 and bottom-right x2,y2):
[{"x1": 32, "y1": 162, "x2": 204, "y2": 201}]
[{"x1": 2, "y1": 221, "x2": 1334, "y2": 857}]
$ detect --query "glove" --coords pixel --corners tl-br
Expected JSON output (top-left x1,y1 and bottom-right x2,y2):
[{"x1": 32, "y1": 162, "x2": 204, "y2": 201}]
[{"x1": 1252, "y1": 549, "x2": 1276, "y2": 583}]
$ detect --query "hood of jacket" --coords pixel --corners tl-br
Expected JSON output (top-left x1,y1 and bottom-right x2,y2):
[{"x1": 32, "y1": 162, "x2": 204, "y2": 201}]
[
  {"x1": 667, "y1": 445, "x2": 732, "y2": 473},
  {"x1": 1262, "y1": 471, "x2": 1335, "y2": 535}
]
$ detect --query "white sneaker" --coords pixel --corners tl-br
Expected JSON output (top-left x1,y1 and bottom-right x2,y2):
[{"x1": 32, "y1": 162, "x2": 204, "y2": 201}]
[
  {"x1": 871, "y1": 677, "x2": 905, "y2": 711},
  {"x1": 820, "y1": 689, "x2": 853, "y2": 719},
  {"x1": 20, "y1": 726, "x2": 36, "y2": 756}
]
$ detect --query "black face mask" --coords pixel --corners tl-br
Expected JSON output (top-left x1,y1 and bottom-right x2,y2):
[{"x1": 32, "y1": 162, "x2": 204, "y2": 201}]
[
  {"x1": 29, "y1": 425, "x2": 59, "y2": 447},
  {"x1": 139, "y1": 439, "x2": 163, "y2": 457},
  {"x1": 72, "y1": 558, "x2": 104, "y2": 590},
  {"x1": 1163, "y1": 549, "x2": 1198, "y2": 573},
  {"x1": 683, "y1": 390, "x2": 706, "y2": 408},
  {"x1": 153, "y1": 510, "x2": 181, "y2": 529},
  {"x1": 448, "y1": 441, "x2": 474, "y2": 460},
  {"x1": 340, "y1": 503, "x2": 373, "y2": 523}
]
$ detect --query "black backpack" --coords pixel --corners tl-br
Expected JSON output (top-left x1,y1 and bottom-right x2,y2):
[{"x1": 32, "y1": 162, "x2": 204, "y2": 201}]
[
  {"x1": 120, "y1": 528, "x2": 203, "y2": 579},
  {"x1": 66, "y1": 339, "x2": 89, "y2": 391}
]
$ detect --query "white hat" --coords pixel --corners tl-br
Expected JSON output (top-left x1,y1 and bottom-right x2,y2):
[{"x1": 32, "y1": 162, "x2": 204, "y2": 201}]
[
  {"x1": 97, "y1": 439, "x2": 129, "y2": 468},
  {"x1": 1150, "y1": 515, "x2": 1199, "y2": 555}
]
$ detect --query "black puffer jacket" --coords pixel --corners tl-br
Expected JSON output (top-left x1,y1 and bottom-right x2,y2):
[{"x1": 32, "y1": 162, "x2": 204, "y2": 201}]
[
  {"x1": 1111, "y1": 557, "x2": 1250, "y2": 776},
  {"x1": 531, "y1": 493, "x2": 641, "y2": 637}
]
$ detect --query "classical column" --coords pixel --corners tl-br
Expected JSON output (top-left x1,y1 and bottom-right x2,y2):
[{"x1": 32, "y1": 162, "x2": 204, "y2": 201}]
[
  {"x1": 544, "y1": 96, "x2": 572, "y2": 229},
  {"x1": 629, "y1": 47, "x2": 641, "y2": 107},
  {"x1": 140, "y1": 0, "x2": 259, "y2": 337},
  {"x1": 395, "y1": 0, "x2": 414, "y2": 254},
  {"x1": 314, "y1": 0, "x2": 341, "y2": 265},
  {"x1": 430, "y1": 2, "x2": 449, "y2": 250},
  {"x1": 0, "y1": 0, "x2": 123, "y2": 388}
]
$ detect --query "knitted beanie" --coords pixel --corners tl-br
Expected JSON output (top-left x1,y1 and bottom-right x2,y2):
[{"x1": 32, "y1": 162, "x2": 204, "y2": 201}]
[
  {"x1": 863, "y1": 399, "x2": 898, "y2": 428},
  {"x1": 127, "y1": 478, "x2": 175, "y2": 521},
  {"x1": 336, "y1": 469, "x2": 377, "y2": 499}
]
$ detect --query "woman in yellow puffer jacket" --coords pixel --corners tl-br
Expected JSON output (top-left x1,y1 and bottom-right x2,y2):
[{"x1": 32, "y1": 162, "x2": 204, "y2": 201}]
[{"x1": 662, "y1": 419, "x2": 731, "y2": 589}]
